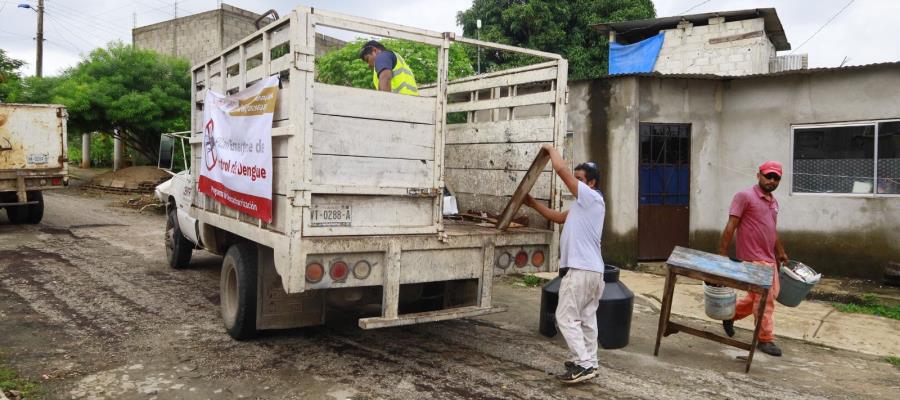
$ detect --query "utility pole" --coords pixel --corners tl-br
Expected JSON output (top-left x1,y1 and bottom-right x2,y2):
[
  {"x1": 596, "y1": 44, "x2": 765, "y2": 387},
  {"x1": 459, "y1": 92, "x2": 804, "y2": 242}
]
[
  {"x1": 36, "y1": 0, "x2": 45, "y2": 77},
  {"x1": 172, "y1": 1, "x2": 178, "y2": 57}
]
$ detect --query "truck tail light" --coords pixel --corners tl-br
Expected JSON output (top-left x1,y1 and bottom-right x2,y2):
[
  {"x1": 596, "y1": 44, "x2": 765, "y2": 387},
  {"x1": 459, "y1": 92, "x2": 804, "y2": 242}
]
[
  {"x1": 40, "y1": 179, "x2": 47, "y2": 186},
  {"x1": 306, "y1": 262, "x2": 324, "y2": 283},
  {"x1": 515, "y1": 250, "x2": 528, "y2": 268},
  {"x1": 330, "y1": 261, "x2": 349, "y2": 282},
  {"x1": 353, "y1": 260, "x2": 371, "y2": 279},
  {"x1": 495, "y1": 252, "x2": 511, "y2": 269},
  {"x1": 531, "y1": 250, "x2": 545, "y2": 267},
  {"x1": 52, "y1": 177, "x2": 62, "y2": 185}
]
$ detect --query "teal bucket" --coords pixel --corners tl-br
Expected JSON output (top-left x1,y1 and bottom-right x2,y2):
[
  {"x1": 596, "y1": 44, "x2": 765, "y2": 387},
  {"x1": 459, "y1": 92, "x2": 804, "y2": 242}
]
[{"x1": 776, "y1": 261, "x2": 819, "y2": 307}]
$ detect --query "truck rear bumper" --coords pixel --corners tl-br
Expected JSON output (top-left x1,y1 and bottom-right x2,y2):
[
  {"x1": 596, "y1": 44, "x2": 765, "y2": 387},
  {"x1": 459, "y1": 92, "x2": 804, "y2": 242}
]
[{"x1": 358, "y1": 305, "x2": 506, "y2": 329}]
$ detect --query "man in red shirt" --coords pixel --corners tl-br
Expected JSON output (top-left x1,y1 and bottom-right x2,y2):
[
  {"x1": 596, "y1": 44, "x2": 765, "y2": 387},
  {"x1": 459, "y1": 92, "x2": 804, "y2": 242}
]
[{"x1": 717, "y1": 161, "x2": 789, "y2": 356}]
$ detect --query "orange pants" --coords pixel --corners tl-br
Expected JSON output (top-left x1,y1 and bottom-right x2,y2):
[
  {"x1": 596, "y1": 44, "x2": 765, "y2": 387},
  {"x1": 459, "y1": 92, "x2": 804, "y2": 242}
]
[{"x1": 733, "y1": 261, "x2": 780, "y2": 342}]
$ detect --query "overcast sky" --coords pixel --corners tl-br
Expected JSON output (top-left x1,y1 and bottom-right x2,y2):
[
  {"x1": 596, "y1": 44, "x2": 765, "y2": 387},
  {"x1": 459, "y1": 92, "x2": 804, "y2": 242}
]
[{"x1": 1, "y1": 0, "x2": 897, "y2": 77}]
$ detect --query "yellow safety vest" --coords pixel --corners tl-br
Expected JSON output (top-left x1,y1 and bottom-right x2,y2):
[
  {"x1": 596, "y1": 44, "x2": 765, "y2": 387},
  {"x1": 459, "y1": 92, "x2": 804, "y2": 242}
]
[{"x1": 372, "y1": 53, "x2": 419, "y2": 96}]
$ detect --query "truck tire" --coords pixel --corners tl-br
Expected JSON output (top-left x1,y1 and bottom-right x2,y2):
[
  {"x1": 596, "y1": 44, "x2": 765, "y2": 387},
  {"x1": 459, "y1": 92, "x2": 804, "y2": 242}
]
[
  {"x1": 220, "y1": 242, "x2": 258, "y2": 340},
  {"x1": 25, "y1": 191, "x2": 43, "y2": 224},
  {"x1": 5, "y1": 205, "x2": 28, "y2": 224},
  {"x1": 166, "y1": 206, "x2": 193, "y2": 269}
]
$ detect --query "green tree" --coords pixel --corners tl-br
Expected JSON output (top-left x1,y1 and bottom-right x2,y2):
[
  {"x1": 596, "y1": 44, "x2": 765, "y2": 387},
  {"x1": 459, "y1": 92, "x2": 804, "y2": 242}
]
[
  {"x1": 457, "y1": 0, "x2": 656, "y2": 79},
  {"x1": 316, "y1": 39, "x2": 475, "y2": 89},
  {"x1": 51, "y1": 42, "x2": 190, "y2": 162},
  {"x1": 0, "y1": 49, "x2": 25, "y2": 101}
]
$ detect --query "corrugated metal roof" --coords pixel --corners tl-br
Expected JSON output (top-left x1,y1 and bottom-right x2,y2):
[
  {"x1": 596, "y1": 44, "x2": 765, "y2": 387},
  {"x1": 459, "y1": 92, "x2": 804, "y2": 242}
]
[
  {"x1": 597, "y1": 61, "x2": 900, "y2": 81},
  {"x1": 591, "y1": 8, "x2": 790, "y2": 51}
]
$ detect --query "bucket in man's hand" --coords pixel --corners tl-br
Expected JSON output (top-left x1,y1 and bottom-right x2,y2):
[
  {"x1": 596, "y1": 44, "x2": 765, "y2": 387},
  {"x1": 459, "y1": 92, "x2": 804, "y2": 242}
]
[
  {"x1": 776, "y1": 260, "x2": 820, "y2": 307},
  {"x1": 704, "y1": 283, "x2": 737, "y2": 320}
]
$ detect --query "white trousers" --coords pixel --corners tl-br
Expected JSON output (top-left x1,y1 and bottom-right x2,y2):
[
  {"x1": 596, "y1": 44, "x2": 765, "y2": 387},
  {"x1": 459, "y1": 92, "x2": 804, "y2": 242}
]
[{"x1": 556, "y1": 268, "x2": 605, "y2": 369}]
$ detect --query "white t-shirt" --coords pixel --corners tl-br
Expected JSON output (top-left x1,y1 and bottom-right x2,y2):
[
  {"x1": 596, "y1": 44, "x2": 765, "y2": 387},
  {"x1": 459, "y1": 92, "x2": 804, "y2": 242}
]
[{"x1": 559, "y1": 181, "x2": 606, "y2": 273}]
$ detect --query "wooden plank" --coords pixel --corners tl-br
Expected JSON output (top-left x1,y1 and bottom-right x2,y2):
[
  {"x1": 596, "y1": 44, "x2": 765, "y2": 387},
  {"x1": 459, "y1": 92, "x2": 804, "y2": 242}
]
[
  {"x1": 197, "y1": 192, "x2": 288, "y2": 233},
  {"x1": 312, "y1": 114, "x2": 434, "y2": 160},
  {"x1": 310, "y1": 194, "x2": 435, "y2": 228},
  {"x1": 313, "y1": 83, "x2": 436, "y2": 125},
  {"x1": 445, "y1": 169, "x2": 552, "y2": 197},
  {"x1": 666, "y1": 322, "x2": 752, "y2": 351},
  {"x1": 454, "y1": 36, "x2": 561, "y2": 60},
  {"x1": 359, "y1": 306, "x2": 505, "y2": 329},
  {"x1": 654, "y1": 269, "x2": 677, "y2": 356},
  {"x1": 446, "y1": 91, "x2": 556, "y2": 113},
  {"x1": 273, "y1": 79, "x2": 290, "y2": 122},
  {"x1": 709, "y1": 30, "x2": 763, "y2": 45},
  {"x1": 666, "y1": 246, "x2": 773, "y2": 288},
  {"x1": 310, "y1": 154, "x2": 433, "y2": 188},
  {"x1": 269, "y1": 56, "x2": 290, "y2": 73},
  {"x1": 446, "y1": 61, "x2": 558, "y2": 86},
  {"x1": 447, "y1": 118, "x2": 555, "y2": 144},
  {"x1": 445, "y1": 143, "x2": 550, "y2": 171},
  {"x1": 453, "y1": 192, "x2": 550, "y2": 229},
  {"x1": 245, "y1": 38, "x2": 263, "y2": 56},
  {"x1": 311, "y1": 12, "x2": 444, "y2": 46},
  {"x1": 496, "y1": 148, "x2": 549, "y2": 230},
  {"x1": 446, "y1": 67, "x2": 557, "y2": 94},
  {"x1": 270, "y1": 24, "x2": 291, "y2": 45}
]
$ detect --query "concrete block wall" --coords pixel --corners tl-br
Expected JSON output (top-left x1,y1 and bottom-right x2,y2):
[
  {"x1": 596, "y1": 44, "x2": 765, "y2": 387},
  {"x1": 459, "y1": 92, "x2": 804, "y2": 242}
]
[
  {"x1": 135, "y1": 4, "x2": 346, "y2": 65},
  {"x1": 653, "y1": 17, "x2": 775, "y2": 76}
]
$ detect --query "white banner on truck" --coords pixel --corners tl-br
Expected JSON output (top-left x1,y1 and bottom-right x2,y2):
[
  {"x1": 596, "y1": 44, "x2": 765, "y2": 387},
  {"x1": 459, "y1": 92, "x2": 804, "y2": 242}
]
[{"x1": 198, "y1": 76, "x2": 279, "y2": 222}]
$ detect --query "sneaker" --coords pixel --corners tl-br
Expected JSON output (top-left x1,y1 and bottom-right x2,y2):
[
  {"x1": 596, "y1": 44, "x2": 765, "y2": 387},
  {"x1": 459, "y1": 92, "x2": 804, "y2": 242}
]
[
  {"x1": 558, "y1": 365, "x2": 596, "y2": 384},
  {"x1": 757, "y1": 341, "x2": 782, "y2": 357},
  {"x1": 722, "y1": 319, "x2": 735, "y2": 337},
  {"x1": 564, "y1": 361, "x2": 576, "y2": 371}
]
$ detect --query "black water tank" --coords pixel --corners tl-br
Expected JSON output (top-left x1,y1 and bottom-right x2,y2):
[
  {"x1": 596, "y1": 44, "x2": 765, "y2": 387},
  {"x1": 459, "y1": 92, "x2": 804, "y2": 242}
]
[{"x1": 539, "y1": 265, "x2": 634, "y2": 350}]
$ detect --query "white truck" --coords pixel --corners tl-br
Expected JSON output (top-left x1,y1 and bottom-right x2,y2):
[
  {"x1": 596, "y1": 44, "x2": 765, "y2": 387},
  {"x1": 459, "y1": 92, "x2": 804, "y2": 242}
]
[
  {"x1": 0, "y1": 103, "x2": 68, "y2": 224},
  {"x1": 156, "y1": 6, "x2": 568, "y2": 339}
]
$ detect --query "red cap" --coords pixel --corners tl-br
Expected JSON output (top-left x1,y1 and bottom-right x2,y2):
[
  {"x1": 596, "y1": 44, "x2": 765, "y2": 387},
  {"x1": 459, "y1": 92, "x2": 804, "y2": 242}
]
[{"x1": 759, "y1": 161, "x2": 783, "y2": 176}]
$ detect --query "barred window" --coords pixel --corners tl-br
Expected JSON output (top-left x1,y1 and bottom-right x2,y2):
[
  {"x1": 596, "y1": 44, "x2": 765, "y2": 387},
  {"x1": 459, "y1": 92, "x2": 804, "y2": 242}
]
[{"x1": 792, "y1": 120, "x2": 900, "y2": 195}]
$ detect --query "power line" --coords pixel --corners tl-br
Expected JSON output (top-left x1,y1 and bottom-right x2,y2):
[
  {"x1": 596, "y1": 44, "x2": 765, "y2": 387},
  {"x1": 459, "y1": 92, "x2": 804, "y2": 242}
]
[
  {"x1": 678, "y1": 0, "x2": 712, "y2": 16},
  {"x1": 44, "y1": 10, "x2": 127, "y2": 45},
  {"x1": 45, "y1": 12, "x2": 85, "y2": 53},
  {"x1": 792, "y1": 0, "x2": 855, "y2": 53}
]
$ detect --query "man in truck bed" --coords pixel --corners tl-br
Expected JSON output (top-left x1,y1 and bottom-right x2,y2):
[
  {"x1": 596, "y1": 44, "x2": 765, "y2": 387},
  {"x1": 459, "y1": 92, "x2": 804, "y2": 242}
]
[{"x1": 359, "y1": 40, "x2": 419, "y2": 96}]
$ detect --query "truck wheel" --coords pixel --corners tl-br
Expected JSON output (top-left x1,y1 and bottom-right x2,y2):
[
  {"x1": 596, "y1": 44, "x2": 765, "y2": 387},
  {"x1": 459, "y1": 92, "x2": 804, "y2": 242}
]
[
  {"x1": 165, "y1": 206, "x2": 193, "y2": 269},
  {"x1": 25, "y1": 191, "x2": 43, "y2": 224},
  {"x1": 6, "y1": 205, "x2": 28, "y2": 224},
  {"x1": 221, "y1": 242, "x2": 258, "y2": 340}
]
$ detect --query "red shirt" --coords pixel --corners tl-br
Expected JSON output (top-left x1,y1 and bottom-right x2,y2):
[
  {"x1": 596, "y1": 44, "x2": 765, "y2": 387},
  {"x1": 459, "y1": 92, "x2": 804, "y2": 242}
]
[{"x1": 729, "y1": 185, "x2": 779, "y2": 263}]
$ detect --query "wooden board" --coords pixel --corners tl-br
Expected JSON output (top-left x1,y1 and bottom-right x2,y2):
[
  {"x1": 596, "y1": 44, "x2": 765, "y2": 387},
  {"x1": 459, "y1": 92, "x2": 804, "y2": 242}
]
[
  {"x1": 445, "y1": 143, "x2": 550, "y2": 171},
  {"x1": 445, "y1": 169, "x2": 551, "y2": 197},
  {"x1": 446, "y1": 118, "x2": 555, "y2": 144},
  {"x1": 312, "y1": 114, "x2": 434, "y2": 160},
  {"x1": 313, "y1": 83, "x2": 436, "y2": 125},
  {"x1": 310, "y1": 154, "x2": 433, "y2": 188},
  {"x1": 666, "y1": 246, "x2": 773, "y2": 288},
  {"x1": 496, "y1": 148, "x2": 550, "y2": 230}
]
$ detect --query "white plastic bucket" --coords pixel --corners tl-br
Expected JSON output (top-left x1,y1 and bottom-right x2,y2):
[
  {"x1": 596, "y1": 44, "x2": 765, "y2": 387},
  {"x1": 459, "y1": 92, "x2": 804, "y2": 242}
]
[{"x1": 704, "y1": 284, "x2": 736, "y2": 320}]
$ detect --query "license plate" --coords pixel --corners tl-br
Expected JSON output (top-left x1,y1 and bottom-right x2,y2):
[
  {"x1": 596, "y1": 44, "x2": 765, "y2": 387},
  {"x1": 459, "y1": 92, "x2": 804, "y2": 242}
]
[
  {"x1": 310, "y1": 204, "x2": 351, "y2": 227},
  {"x1": 27, "y1": 153, "x2": 48, "y2": 164}
]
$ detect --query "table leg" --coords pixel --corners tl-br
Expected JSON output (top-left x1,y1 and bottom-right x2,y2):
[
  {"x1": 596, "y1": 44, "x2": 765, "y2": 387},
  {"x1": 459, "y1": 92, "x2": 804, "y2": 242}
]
[
  {"x1": 745, "y1": 288, "x2": 769, "y2": 372},
  {"x1": 654, "y1": 269, "x2": 677, "y2": 356}
]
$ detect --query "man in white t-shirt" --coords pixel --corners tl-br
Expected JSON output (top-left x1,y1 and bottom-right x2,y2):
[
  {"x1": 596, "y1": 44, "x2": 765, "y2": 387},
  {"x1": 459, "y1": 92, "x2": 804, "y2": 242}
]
[{"x1": 523, "y1": 144, "x2": 606, "y2": 384}]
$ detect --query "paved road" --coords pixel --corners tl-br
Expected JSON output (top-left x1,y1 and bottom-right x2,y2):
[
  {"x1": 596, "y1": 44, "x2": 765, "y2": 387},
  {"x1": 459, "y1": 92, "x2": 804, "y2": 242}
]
[{"x1": 0, "y1": 189, "x2": 897, "y2": 399}]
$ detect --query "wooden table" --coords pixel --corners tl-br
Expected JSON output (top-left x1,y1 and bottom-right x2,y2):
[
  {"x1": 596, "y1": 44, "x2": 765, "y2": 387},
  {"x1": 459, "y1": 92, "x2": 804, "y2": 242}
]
[{"x1": 653, "y1": 246, "x2": 773, "y2": 372}]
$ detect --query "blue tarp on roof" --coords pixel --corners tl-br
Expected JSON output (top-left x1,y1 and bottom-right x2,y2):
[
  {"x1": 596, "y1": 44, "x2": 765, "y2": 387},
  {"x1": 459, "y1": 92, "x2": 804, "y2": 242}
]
[{"x1": 608, "y1": 32, "x2": 665, "y2": 75}]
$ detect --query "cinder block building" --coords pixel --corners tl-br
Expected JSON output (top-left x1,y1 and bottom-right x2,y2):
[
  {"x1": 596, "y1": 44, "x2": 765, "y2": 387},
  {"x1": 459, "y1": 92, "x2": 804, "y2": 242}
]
[
  {"x1": 595, "y1": 8, "x2": 806, "y2": 76},
  {"x1": 133, "y1": 3, "x2": 344, "y2": 66}
]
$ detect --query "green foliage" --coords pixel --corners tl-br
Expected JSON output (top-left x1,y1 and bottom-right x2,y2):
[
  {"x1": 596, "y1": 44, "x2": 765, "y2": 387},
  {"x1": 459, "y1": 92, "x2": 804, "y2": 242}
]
[
  {"x1": 457, "y1": 0, "x2": 656, "y2": 79},
  {"x1": 52, "y1": 42, "x2": 191, "y2": 163},
  {"x1": 887, "y1": 356, "x2": 900, "y2": 367},
  {"x1": 0, "y1": 356, "x2": 39, "y2": 398},
  {"x1": 522, "y1": 274, "x2": 544, "y2": 287},
  {"x1": 0, "y1": 49, "x2": 26, "y2": 101},
  {"x1": 316, "y1": 39, "x2": 475, "y2": 89},
  {"x1": 831, "y1": 294, "x2": 900, "y2": 321}
]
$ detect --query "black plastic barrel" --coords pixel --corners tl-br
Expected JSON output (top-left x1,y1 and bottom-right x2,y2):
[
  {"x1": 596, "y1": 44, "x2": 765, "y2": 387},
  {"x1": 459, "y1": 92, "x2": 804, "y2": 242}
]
[{"x1": 539, "y1": 265, "x2": 634, "y2": 350}]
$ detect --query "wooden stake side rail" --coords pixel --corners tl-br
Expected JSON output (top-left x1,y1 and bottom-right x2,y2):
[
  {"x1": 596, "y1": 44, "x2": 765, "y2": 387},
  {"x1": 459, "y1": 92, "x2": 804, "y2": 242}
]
[{"x1": 654, "y1": 246, "x2": 773, "y2": 373}]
